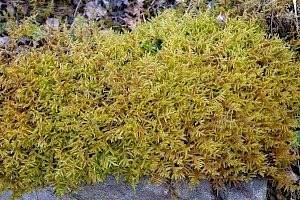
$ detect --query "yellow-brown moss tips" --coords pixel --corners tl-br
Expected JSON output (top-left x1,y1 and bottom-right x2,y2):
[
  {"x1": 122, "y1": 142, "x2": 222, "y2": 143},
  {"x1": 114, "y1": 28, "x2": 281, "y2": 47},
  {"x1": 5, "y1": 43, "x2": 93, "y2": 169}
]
[{"x1": 0, "y1": 9, "x2": 300, "y2": 198}]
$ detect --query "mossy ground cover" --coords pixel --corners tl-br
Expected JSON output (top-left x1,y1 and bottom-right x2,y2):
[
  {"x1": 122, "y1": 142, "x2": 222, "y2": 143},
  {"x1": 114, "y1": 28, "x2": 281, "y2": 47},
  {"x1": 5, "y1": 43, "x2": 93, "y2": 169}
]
[{"x1": 0, "y1": 8, "x2": 300, "y2": 199}]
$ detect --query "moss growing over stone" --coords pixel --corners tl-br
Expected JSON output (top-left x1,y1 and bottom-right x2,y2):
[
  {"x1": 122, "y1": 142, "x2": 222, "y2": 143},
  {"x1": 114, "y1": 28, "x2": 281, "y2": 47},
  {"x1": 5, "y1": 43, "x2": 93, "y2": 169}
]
[{"x1": 0, "y1": 9, "x2": 299, "y2": 198}]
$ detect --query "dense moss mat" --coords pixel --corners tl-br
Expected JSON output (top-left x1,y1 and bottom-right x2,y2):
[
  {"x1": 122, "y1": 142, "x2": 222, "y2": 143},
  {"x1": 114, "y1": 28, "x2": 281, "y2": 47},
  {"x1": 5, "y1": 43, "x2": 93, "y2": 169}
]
[{"x1": 0, "y1": 9, "x2": 300, "y2": 198}]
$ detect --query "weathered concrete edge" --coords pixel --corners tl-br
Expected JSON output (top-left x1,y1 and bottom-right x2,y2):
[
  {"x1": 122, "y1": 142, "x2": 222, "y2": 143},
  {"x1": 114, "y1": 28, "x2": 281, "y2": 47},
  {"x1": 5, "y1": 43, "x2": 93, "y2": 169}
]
[{"x1": 0, "y1": 176, "x2": 268, "y2": 200}]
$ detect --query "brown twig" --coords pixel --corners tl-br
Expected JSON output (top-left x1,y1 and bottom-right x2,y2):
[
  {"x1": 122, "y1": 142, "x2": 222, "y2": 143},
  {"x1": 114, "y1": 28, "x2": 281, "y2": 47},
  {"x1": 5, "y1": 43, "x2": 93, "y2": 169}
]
[
  {"x1": 74, "y1": 0, "x2": 82, "y2": 17},
  {"x1": 178, "y1": 1, "x2": 192, "y2": 24}
]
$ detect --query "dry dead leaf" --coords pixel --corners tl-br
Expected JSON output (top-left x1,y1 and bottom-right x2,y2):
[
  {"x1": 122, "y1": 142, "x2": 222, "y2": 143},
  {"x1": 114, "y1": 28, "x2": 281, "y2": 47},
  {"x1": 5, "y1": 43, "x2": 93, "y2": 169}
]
[
  {"x1": 99, "y1": 30, "x2": 110, "y2": 34},
  {"x1": 0, "y1": 36, "x2": 10, "y2": 48},
  {"x1": 84, "y1": 0, "x2": 107, "y2": 20},
  {"x1": 123, "y1": 0, "x2": 145, "y2": 28},
  {"x1": 217, "y1": 14, "x2": 226, "y2": 23},
  {"x1": 46, "y1": 18, "x2": 60, "y2": 29},
  {"x1": 290, "y1": 170, "x2": 300, "y2": 182}
]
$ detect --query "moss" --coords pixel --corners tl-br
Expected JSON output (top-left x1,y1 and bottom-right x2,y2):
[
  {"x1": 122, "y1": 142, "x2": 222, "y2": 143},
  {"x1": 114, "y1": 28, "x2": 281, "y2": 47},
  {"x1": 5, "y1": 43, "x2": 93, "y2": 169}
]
[{"x1": 0, "y1": 9, "x2": 300, "y2": 198}]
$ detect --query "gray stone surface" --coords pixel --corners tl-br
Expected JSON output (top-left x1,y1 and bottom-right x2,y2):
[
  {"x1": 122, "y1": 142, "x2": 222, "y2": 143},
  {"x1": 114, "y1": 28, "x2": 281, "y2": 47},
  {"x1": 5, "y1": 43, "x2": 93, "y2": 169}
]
[
  {"x1": 172, "y1": 179, "x2": 216, "y2": 200},
  {"x1": 0, "y1": 176, "x2": 267, "y2": 200},
  {"x1": 0, "y1": 191, "x2": 13, "y2": 200},
  {"x1": 71, "y1": 176, "x2": 171, "y2": 200},
  {"x1": 0, "y1": 189, "x2": 74, "y2": 200},
  {"x1": 219, "y1": 178, "x2": 268, "y2": 200}
]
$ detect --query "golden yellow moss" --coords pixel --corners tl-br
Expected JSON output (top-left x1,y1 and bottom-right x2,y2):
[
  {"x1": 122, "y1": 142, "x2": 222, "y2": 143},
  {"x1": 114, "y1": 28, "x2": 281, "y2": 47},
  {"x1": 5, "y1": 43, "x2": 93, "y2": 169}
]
[{"x1": 0, "y1": 9, "x2": 299, "y2": 198}]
